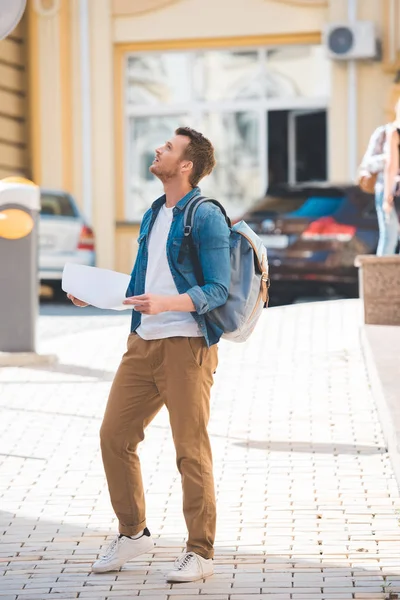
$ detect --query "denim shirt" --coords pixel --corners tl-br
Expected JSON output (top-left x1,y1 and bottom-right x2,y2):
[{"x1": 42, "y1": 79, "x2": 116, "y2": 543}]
[{"x1": 127, "y1": 187, "x2": 231, "y2": 347}]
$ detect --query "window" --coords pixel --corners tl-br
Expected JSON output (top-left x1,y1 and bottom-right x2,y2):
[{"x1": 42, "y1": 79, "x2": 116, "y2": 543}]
[
  {"x1": 251, "y1": 194, "x2": 344, "y2": 217},
  {"x1": 286, "y1": 196, "x2": 344, "y2": 218},
  {"x1": 40, "y1": 193, "x2": 76, "y2": 217},
  {"x1": 125, "y1": 46, "x2": 330, "y2": 221}
]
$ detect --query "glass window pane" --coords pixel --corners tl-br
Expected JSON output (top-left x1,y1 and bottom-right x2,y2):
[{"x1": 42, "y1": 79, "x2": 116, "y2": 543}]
[
  {"x1": 265, "y1": 45, "x2": 330, "y2": 98},
  {"x1": 124, "y1": 46, "x2": 330, "y2": 220},
  {"x1": 250, "y1": 194, "x2": 344, "y2": 217},
  {"x1": 194, "y1": 51, "x2": 261, "y2": 101},
  {"x1": 127, "y1": 54, "x2": 192, "y2": 106},
  {"x1": 40, "y1": 193, "x2": 76, "y2": 217},
  {"x1": 286, "y1": 196, "x2": 344, "y2": 217},
  {"x1": 201, "y1": 111, "x2": 261, "y2": 218},
  {"x1": 127, "y1": 115, "x2": 188, "y2": 220},
  {"x1": 294, "y1": 111, "x2": 327, "y2": 182}
]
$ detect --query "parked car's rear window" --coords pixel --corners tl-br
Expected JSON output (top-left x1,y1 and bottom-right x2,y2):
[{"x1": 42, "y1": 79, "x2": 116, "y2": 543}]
[
  {"x1": 40, "y1": 193, "x2": 76, "y2": 217},
  {"x1": 251, "y1": 194, "x2": 344, "y2": 218},
  {"x1": 286, "y1": 196, "x2": 345, "y2": 218}
]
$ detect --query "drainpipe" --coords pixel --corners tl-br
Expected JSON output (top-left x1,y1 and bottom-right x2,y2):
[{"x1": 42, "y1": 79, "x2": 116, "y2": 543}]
[
  {"x1": 80, "y1": 0, "x2": 92, "y2": 225},
  {"x1": 347, "y1": 0, "x2": 358, "y2": 181},
  {"x1": 389, "y1": 0, "x2": 396, "y2": 64}
]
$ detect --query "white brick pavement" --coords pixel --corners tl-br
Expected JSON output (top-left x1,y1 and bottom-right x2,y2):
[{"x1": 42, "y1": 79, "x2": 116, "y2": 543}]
[{"x1": 0, "y1": 299, "x2": 400, "y2": 600}]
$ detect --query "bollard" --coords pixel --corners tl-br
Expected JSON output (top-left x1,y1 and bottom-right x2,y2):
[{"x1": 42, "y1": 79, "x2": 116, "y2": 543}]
[
  {"x1": 355, "y1": 254, "x2": 400, "y2": 326},
  {"x1": 0, "y1": 178, "x2": 40, "y2": 352}
]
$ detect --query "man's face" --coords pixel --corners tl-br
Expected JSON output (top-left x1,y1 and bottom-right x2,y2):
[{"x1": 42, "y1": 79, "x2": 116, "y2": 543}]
[{"x1": 149, "y1": 135, "x2": 191, "y2": 182}]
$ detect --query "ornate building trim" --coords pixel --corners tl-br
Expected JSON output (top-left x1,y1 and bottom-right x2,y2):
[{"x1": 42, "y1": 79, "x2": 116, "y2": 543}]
[
  {"x1": 33, "y1": 0, "x2": 61, "y2": 18},
  {"x1": 266, "y1": 0, "x2": 327, "y2": 7},
  {"x1": 112, "y1": 0, "x2": 184, "y2": 18}
]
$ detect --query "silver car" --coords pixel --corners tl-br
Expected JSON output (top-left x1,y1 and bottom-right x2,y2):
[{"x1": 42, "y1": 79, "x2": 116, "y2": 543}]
[{"x1": 39, "y1": 190, "x2": 95, "y2": 294}]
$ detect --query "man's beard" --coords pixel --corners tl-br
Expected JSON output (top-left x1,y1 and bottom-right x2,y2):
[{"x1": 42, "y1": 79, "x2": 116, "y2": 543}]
[{"x1": 149, "y1": 164, "x2": 180, "y2": 182}]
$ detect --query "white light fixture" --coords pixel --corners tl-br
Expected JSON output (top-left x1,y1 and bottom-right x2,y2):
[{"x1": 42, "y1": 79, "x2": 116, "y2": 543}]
[{"x1": 0, "y1": 0, "x2": 27, "y2": 40}]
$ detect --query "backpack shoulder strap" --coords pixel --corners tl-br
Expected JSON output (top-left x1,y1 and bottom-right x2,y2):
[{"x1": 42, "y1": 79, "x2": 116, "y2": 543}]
[
  {"x1": 177, "y1": 197, "x2": 231, "y2": 276},
  {"x1": 183, "y1": 196, "x2": 231, "y2": 236}
]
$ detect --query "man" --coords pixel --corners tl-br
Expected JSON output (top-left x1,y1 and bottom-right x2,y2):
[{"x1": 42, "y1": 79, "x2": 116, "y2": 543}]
[
  {"x1": 68, "y1": 127, "x2": 231, "y2": 582},
  {"x1": 359, "y1": 119, "x2": 399, "y2": 255}
]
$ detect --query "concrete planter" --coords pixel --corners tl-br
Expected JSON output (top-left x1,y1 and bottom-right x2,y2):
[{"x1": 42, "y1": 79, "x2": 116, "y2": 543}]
[{"x1": 355, "y1": 255, "x2": 400, "y2": 325}]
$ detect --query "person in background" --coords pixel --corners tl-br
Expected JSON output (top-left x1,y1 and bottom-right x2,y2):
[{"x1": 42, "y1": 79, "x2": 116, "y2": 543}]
[
  {"x1": 384, "y1": 99, "x2": 400, "y2": 224},
  {"x1": 360, "y1": 108, "x2": 399, "y2": 255}
]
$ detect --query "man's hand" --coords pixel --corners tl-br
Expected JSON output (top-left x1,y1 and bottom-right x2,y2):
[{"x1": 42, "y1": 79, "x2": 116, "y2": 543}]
[
  {"x1": 123, "y1": 294, "x2": 169, "y2": 315},
  {"x1": 67, "y1": 294, "x2": 89, "y2": 307},
  {"x1": 123, "y1": 293, "x2": 195, "y2": 314}
]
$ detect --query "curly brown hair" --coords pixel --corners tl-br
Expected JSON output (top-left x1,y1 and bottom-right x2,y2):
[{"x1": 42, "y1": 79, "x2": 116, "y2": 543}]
[{"x1": 175, "y1": 127, "x2": 216, "y2": 187}]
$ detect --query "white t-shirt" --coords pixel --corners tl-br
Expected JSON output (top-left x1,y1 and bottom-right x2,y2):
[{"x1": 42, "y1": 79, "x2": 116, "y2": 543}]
[{"x1": 136, "y1": 204, "x2": 202, "y2": 340}]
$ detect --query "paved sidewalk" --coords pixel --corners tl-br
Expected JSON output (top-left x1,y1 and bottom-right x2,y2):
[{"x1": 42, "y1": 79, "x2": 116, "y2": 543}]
[{"x1": 1, "y1": 299, "x2": 399, "y2": 600}]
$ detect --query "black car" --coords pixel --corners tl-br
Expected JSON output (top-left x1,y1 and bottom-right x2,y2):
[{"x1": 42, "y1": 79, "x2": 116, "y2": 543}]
[{"x1": 240, "y1": 183, "x2": 383, "y2": 303}]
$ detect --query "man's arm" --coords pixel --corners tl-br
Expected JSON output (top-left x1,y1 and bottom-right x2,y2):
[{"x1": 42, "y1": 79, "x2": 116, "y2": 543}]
[
  {"x1": 123, "y1": 292, "x2": 195, "y2": 314},
  {"x1": 185, "y1": 204, "x2": 231, "y2": 315}
]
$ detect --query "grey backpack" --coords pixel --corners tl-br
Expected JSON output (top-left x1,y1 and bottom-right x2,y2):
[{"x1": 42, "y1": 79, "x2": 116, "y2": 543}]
[{"x1": 178, "y1": 196, "x2": 270, "y2": 343}]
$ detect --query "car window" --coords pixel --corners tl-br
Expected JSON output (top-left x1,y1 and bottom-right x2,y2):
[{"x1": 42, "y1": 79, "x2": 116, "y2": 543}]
[
  {"x1": 40, "y1": 193, "x2": 77, "y2": 217},
  {"x1": 286, "y1": 196, "x2": 344, "y2": 218},
  {"x1": 254, "y1": 196, "x2": 306, "y2": 214},
  {"x1": 250, "y1": 194, "x2": 344, "y2": 217}
]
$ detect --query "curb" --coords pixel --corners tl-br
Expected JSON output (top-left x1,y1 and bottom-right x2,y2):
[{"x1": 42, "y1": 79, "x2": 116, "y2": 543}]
[
  {"x1": 360, "y1": 325, "x2": 400, "y2": 487},
  {"x1": 0, "y1": 352, "x2": 58, "y2": 367}
]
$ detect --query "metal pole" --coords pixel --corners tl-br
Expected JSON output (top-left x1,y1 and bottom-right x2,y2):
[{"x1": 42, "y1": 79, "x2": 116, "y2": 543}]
[
  {"x1": 80, "y1": 0, "x2": 93, "y2": 225},
  {"x1": 347, "y1": 0, "x2": 358, "y2": 181}
]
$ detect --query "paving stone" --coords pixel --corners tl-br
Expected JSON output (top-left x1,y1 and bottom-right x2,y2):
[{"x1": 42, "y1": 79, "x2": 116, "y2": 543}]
[{"x1": 0, "y1": 301, "x2": 399, "y2": 598}]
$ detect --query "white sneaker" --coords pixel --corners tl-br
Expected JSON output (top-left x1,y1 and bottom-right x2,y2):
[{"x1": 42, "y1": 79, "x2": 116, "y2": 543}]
[
  {"x1": 166, "y1": 551, "x2": 213, "y2": 583},
  {"x1": 92, "y1": 528, "x2": 154, "y2": 573}
]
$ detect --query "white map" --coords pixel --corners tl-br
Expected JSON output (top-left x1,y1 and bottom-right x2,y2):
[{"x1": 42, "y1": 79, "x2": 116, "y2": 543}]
[{"x1": 62, "y1": 263, "x2": 132, "y2": 311}]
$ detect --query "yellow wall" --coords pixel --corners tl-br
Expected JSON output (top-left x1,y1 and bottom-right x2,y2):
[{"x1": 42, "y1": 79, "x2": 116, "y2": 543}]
[
  {"x1": 113, "y1": 0, "x2": 328, "y2": 42},
  {"x1": 357, "y1": 0, "x2": 394, "y2": 157},
  {"x1": 26, "y1": 0, "x2": 116, "y2": 270},
  {"x1": 0, "y1": 20, "x2": 29, "y2": 180},
  {"x1": 116, "y1": 224, "x2": 141, "y2": 275},
  {"x1": 38, "y1": 8, "x2": 63, "y2": 187},
  {"x1": 90, "y1": 0, "x2": 115, "y2": 270},
  {"x1": 326, "y1": 0, "x2": 396, "y2": 181},
  {"x1": 70, "y1": 0, "x2": 83, "y2": 211}
]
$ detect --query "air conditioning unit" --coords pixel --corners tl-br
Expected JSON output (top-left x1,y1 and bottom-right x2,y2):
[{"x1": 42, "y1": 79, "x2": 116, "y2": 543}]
[{"x1": 323, "y1": 21, "x2": 379, "y2": 60}]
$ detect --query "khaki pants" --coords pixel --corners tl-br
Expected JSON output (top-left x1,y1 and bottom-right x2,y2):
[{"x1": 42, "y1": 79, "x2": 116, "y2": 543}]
[{"x1": 100, "y1": 333, "x2": 218, "y2": 559}]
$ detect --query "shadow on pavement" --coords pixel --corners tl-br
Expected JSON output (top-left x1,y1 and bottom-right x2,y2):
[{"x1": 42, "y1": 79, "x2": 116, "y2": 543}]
[
  {"x1": 233, "y1": 439, "x2": 387, "y2": 455},
  {"x1": 31, "y1": 362, "x2": 115, "y2": 381},
  {"x1": 0, "y1": 362, "x2": 115, "y2": 382}
]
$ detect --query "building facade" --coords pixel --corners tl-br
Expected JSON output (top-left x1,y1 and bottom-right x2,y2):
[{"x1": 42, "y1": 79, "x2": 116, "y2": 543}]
[
  {"x1": 0, "y1": 18, "x2": 29, "y2": 182},
  {"x1": 1, "y1": 0, "x2": 400, "y2": 274}
]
